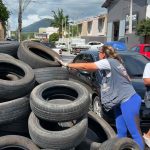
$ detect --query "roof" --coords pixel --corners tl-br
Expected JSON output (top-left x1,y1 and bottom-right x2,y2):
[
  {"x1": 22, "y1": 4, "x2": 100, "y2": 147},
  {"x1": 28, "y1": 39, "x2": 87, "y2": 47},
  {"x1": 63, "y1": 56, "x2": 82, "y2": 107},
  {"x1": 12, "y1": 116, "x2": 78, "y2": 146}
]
[
  {"x1": 81, "y1": 49, "x2": 141, "y2": 57},
  {"x1": 101, "y1": 0, "x2": 114, "y2": 8}
]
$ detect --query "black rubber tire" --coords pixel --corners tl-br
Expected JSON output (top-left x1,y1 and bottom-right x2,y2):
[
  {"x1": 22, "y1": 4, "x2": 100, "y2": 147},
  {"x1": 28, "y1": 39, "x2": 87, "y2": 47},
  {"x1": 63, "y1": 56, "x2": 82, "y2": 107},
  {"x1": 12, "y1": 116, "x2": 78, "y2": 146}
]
[
  {"x1": 99, "y1": 137, "x2": 140, "y2": 150},
  {"x1": 18, "y1": 41, "x2": 61, "y2": 68},
  {"x1": 88, "y1": 111, "x2": 116, "y2": 139},
  {"x1": 0, "y1": 57, "x2": 35, "y2": 100},
  {"x1": 0, "y1": 135, "x2": 40, "y2": 150},
  {"x1": 0, "y1": 41, "x2": 19, "y2": 58},
  {"x1": 34, "y1": 67, "x2": 69, "y2": 84},
  {"x1": 30, "y1": 80, "x2": 90, "y2": 122},
  {"x1": 0, "y1": 96, "x2": 30, "y2": 125},
  {"x1": 28, "y1": 112, "x2": 88, "y2": 149},
  {"x1": 76, "y1": 111, "x2": 116, "y2": 150}
]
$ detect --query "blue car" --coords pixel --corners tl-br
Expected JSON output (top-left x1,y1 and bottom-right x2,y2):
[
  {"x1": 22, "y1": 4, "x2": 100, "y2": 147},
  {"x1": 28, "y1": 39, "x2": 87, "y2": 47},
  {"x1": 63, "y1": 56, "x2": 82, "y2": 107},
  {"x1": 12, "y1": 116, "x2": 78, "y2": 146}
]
[{"x1": 104, "y1": 41, "x2": 127, "y2": 51}]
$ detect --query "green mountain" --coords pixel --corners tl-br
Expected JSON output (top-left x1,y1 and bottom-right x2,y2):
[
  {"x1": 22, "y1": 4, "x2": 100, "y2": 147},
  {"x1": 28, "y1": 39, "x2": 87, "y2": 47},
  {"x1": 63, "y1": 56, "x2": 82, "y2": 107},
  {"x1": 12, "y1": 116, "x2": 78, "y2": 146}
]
[{"x1": 22, "y1": 18, "x2": 53, "y2": 33}]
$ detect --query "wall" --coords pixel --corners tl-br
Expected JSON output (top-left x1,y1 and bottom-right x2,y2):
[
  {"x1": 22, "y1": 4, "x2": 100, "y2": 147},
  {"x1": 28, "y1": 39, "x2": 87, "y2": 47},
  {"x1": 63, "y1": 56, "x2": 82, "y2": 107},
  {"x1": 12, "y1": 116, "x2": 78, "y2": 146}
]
[
  {"x1": 0, "y1": 22, "x2": 4, "y2": 41},
  {"x1": 106, "y1": 0, "x2": 147, "y2": 45}
]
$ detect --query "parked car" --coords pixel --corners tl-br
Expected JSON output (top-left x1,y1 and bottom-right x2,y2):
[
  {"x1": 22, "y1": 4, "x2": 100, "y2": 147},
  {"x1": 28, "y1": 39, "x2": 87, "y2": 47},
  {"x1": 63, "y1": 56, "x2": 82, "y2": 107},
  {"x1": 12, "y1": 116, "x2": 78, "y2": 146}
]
[
  {"x1": 55, "y1": 42, "x2": 67, "y2": 51},
  {"x1": 88, "y1": 41, "x2": 104, "y2": 50},
  {"x1": 104, "y1": 41, "x2": 127, "y2": 51},
  {"x1": 130, "y1": 44, "x2": 150, "y2": 58},
  {"x1": 68, "y1": 50, "x2": 150, "y2": 129},
  {"x1": 40, "y1": 42, "x2": 62, "y2": 55}
]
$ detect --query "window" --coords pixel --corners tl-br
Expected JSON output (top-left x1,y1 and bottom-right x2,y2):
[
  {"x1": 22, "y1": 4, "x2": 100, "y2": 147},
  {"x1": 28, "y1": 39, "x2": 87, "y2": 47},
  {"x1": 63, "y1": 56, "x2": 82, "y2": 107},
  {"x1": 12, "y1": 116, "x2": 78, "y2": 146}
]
[
  {"x1": 78, "y1": 24, "x2": 82, "y2": 34},
  {"x1": 120, "y1": 54, "x2": 149, "y2": 77},
  {"x1": 144, "y1": 46, "x2": 150, "y2": 52},
  {"x1": 73, "y1": 54, "x2": 85, "y2": 63},
  {"x1": 98, "y1": 18, "x2": 104, "y2": 32},
  {"x1": 83, "y1": 54, "x2": 94, "y2": 62},
  {"x1": 130, "y1": 46, "x2": 140, "y2": 52},
  {"x1": 87, "y1": 21, "x2": 92, "y2": 34}
]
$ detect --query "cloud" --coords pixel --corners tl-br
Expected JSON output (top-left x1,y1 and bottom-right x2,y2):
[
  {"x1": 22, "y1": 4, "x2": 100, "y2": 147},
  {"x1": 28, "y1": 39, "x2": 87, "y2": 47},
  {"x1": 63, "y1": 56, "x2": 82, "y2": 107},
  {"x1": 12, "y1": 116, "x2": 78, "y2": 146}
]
[{"x1": 3, "y1": 0, "x2": 106, "y2": 30}]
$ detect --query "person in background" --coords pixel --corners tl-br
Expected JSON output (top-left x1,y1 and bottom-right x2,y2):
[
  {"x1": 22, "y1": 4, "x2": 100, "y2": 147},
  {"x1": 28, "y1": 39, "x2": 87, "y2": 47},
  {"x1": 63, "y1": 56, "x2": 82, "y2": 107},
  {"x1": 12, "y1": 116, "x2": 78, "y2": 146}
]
[
  {"x1": 55, "y1": 45, "x2": 144, "y2": 150},
  {"x1": 143, "y1": 62, "x2": 150, "y2": 109}
]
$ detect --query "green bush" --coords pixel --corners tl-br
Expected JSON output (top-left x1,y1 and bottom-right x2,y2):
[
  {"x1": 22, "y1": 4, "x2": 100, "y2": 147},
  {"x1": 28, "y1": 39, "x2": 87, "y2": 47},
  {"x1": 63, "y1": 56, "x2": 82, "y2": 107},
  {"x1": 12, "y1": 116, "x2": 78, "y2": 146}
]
[{"x1": 49, "y1": 33, "x2": 59, "y2": 43}]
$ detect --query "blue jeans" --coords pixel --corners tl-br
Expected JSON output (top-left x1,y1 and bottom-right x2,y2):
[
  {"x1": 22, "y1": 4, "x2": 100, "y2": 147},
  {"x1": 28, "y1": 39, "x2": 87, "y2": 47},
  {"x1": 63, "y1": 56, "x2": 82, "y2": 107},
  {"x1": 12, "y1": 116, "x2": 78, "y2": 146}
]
[{"x1": 115, "y1": 94, "x2": 144, "y2": 150}]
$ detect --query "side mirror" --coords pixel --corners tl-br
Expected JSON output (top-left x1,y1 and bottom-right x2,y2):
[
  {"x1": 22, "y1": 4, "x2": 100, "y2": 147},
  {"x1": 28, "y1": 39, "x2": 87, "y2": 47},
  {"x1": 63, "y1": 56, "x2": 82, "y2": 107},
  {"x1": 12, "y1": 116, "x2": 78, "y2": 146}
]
[{"x1": 79, "y1": 70, "x2": 90, "y2": 76}]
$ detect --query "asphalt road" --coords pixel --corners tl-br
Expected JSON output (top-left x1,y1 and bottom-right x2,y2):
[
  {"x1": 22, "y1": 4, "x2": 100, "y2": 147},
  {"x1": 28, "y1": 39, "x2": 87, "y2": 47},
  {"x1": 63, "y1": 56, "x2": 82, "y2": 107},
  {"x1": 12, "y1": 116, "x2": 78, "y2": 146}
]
[{"x1": 62, "y1": 51, "x2": 75, "y2": 63}]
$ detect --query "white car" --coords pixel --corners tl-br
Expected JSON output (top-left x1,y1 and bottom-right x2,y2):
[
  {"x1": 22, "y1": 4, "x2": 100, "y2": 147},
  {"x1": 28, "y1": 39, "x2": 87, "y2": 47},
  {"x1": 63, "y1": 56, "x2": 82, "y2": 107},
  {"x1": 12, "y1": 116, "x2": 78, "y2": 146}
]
[
  {"x1": 88, "y1": 41, "x2": 104, "y2": 50},
  {"x1": 56, "y1": 43, "x2": 67, "y2": 51},
  {"x1": 52, "y1": 48, "x2": 62, "y2": 55}
]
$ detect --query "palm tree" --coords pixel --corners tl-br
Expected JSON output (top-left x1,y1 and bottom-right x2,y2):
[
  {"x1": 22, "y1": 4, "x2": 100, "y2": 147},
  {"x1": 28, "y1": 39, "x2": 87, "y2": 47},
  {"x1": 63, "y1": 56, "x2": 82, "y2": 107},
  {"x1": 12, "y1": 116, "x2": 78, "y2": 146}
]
[{"x1": 51, "y1": 8, "x2": 69, "y2": 38}]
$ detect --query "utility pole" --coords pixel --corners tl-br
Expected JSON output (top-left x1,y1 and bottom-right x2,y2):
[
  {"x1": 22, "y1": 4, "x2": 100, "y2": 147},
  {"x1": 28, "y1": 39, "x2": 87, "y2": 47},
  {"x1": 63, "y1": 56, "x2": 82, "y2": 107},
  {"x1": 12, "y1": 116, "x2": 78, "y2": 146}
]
[
  {"x1": 129, "y1": 0, "x2": 133, "y2": 34},
  {"x1": 18, "y1": 0, "x2": 31, "y2": 42},
  {"x1": 18, "y1": 0, "x2": 22, "y2": 42}
]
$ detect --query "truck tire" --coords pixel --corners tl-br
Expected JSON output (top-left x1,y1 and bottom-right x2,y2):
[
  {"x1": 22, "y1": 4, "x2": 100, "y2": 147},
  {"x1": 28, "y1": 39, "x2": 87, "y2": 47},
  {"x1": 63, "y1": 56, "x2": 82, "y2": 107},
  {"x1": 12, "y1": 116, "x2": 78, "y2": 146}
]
[
  {"x1": 30, "y1": 80, "x2": 90, "y2": 121},
  {"x1": 28, "y1": 112, "x2": 88, "y2": 149},
  {"x1": 0, "y1": 135, "x2": 40, "y2": 150},
  {"x1": 34, "y1": 67, "x2": 69, "y2": 84},
  {"x1": 0, "y1": 41, "x2": 19, "y2": 58},
  {"x1": 99, "y1": 137, "x2": 140, "y2": 150},
  {"x1": 0, "y1": 57, "x2": 35, "y2": 100},
  {"x1": 18, "y1": 41, "x2": 61, "y2": 68}
]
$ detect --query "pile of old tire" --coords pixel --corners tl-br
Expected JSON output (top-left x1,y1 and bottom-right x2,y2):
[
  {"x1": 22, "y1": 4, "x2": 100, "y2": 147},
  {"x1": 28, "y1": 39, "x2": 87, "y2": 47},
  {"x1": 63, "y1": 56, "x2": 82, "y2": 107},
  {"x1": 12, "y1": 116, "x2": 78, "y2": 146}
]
[
  {"x1": 17, "y1": 40, "x2": 69, "y2": 83},
  {"x1": 99, "y1": 137, "x2": 140, "y2": 150},
  {"x1": 0, "y1": 41, "x2": 19, "y2": 58},
  {"x1": 17, "y1": 40, "x2": 61, "y2": 69},
  {"x1": 0, "y1": 53, "x2": 35, "y2": 136},
  {"x1": 0, "y1": 135, "x2": 40, "y2": 150},
  {"x1": 29, "y1": 80, "x2": 90, "y2": 149}
]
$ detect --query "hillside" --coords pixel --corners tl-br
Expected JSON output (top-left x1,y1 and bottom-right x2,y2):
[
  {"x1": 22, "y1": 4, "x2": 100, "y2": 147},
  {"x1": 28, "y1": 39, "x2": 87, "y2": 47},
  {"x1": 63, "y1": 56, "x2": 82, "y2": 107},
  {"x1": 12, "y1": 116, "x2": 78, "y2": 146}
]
[{"x1": 22, "y1": 18, "x2": 53, "y2": 32}]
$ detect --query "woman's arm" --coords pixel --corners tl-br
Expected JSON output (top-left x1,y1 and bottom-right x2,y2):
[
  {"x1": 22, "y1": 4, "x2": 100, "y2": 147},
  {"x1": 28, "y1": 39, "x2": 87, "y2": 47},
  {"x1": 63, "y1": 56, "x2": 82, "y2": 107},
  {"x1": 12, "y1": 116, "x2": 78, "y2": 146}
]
[
  {"x1": 68, "y1": 63, "x2": 98, "y2": 71},
  {"x1": 143, "y1": 78, "x2": 150, "y2": 86}
]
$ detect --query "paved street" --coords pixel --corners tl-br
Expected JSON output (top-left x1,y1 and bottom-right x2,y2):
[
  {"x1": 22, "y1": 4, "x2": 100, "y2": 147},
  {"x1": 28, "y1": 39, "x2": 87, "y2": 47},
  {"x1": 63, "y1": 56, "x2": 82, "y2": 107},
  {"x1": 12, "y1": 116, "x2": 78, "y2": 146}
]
[{"x1": 62, "y1": 51, "x2": 75, "y2": 63}]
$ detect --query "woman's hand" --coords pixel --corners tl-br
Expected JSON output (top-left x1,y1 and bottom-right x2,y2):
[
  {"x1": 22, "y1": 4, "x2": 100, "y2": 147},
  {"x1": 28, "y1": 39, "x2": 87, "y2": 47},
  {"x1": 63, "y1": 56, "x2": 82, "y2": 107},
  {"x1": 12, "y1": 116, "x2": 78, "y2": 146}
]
[{"x1": 55, "y1": 57, "x2": 68, "y2": 67}]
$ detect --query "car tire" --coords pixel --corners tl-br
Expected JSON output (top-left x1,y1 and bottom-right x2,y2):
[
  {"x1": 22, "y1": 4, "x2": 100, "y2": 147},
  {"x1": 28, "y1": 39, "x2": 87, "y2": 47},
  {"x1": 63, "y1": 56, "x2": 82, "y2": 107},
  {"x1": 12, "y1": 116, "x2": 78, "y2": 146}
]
[
  {"x1": 93, "y1": 96, "x2": 104, "y2": 118},
  {"x1": 0, "y1": 41, "x2": 19, "y2": 58},
  {"x1": 34, "y1": 67, "x2": 69, "y2": 84},
  {"x1": 0, "y1": 96, "x2": 30, "y2": 125},
  {"x1": 76, "y1": 111, "x2": 116, "y2": 150},
  {"x1": 30, "y1": 80, "x2": 90, "y2": 121},
  {"x1": 18, "y1": 41, "x2": 61, "y2": 68},
  {"x1": 0, "y1": 57, "x2": 35, "y2": 100},
  {"x1": 0, "y1": 135, "x2": 40, "y2": 150},
  {"x1": 28, "y1": 112, "x2": 88, "y2": 149},
  {"x1": 99, "y1": 137, "x2": 140, "y2": 150}
]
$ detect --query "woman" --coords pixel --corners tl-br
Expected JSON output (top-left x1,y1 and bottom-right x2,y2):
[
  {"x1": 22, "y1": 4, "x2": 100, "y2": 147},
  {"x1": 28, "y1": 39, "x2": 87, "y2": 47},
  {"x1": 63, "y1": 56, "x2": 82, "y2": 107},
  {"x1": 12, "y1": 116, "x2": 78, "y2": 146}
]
[{"x1": 56, "y1": 45, "x2": 144, "y2": 150}]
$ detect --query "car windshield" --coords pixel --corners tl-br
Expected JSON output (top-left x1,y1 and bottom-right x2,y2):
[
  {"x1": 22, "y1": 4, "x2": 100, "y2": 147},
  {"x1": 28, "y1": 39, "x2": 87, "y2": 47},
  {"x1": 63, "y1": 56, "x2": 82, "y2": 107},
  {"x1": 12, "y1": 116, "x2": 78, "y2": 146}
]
[{"x1": 120, "y1": 54, "x2": 149, "y2": 77}]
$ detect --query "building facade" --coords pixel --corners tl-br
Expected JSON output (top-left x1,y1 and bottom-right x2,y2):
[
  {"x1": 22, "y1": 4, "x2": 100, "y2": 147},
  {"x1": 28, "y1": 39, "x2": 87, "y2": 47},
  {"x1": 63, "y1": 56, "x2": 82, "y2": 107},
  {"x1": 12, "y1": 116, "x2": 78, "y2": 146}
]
[
  {"x1": 102, "y1": 0, "x2": 149, "y2": 47},
  {"x1": 35, "y1": 27, "x2": 59, "y2": 41},
  {"x1": 0, "y1": 21, "x2": 4, "y2": 41},
  {"x1": 77, "y1": 14, "x2": 107, "y2": 43}
]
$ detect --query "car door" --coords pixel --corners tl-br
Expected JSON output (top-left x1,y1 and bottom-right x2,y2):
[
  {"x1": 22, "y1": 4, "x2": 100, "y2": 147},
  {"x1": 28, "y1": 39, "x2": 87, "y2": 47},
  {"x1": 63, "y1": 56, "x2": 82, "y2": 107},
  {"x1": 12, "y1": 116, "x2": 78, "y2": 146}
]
[
  {"x1": 130, "y1": 46, "x2": 140, "y2": 53},
  {"x1": 143, "y1": 45, "x2": 150, "y2": 58},
  {"x1": 69, "y1": 53, "x2": 85, "y2": 81}
]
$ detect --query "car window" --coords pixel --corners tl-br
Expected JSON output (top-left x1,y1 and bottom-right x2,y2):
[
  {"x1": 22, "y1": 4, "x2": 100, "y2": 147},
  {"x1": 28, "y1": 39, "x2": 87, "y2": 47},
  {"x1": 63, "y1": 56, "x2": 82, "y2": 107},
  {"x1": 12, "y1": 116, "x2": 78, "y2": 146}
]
[
  {"x1": 73, "y1": 54, "x2": 85, "y2": 63},
  {"x1": 120, "y1": 54, "x2": 149, "y2": 77},
  {"x1": 83, "y1": 54, "x2": 94, "y2": 62},
  {"x1": 130, "y1": 46, "x2": 139, "y2": 52},
  {"x1": 144, "y1": 46, "x2": 150, "y2": 52}
]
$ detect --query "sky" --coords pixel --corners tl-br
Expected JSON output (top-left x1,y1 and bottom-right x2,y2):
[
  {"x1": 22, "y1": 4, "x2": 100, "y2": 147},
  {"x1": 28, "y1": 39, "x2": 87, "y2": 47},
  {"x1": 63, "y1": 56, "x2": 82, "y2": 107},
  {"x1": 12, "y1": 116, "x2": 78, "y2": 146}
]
[{"x1": 3, "y1": 0, "x2": 107, "y2": 31}]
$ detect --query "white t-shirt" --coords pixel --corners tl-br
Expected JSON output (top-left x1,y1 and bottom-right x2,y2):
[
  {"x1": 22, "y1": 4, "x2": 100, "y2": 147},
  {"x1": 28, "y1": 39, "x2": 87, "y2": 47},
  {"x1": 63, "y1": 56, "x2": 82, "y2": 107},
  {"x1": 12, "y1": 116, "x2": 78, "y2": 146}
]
[
  {"x1": 94, "y1": 59, "x2": 111, "y2": 70},
  {"x1": 143, "y1": 63, "x2": 150, "y2": 78}
]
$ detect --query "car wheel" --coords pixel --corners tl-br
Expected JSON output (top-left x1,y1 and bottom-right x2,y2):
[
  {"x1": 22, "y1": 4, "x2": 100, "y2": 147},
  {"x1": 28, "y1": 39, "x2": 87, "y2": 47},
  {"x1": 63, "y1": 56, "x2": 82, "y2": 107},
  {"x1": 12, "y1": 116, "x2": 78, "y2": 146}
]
[{"x1": 93, "y1": 96, "x2": 103, "y2": 118}]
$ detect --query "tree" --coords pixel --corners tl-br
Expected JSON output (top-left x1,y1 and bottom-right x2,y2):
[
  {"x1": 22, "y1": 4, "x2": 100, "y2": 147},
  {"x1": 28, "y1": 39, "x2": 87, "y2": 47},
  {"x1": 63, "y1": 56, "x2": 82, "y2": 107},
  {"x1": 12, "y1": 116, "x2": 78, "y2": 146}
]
[
  {"x1": 49, "y1": 33, "x2": 59, "y2": 43},
  {"x1": 136, "y1": 18, "x2": 150, "y2": 43},
  {"x1": 51, "y1": 8, "x2": 69, "y2": 38},
  {"x1": 0, "y1": 0, "x2": 9, "y2": 23}
]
